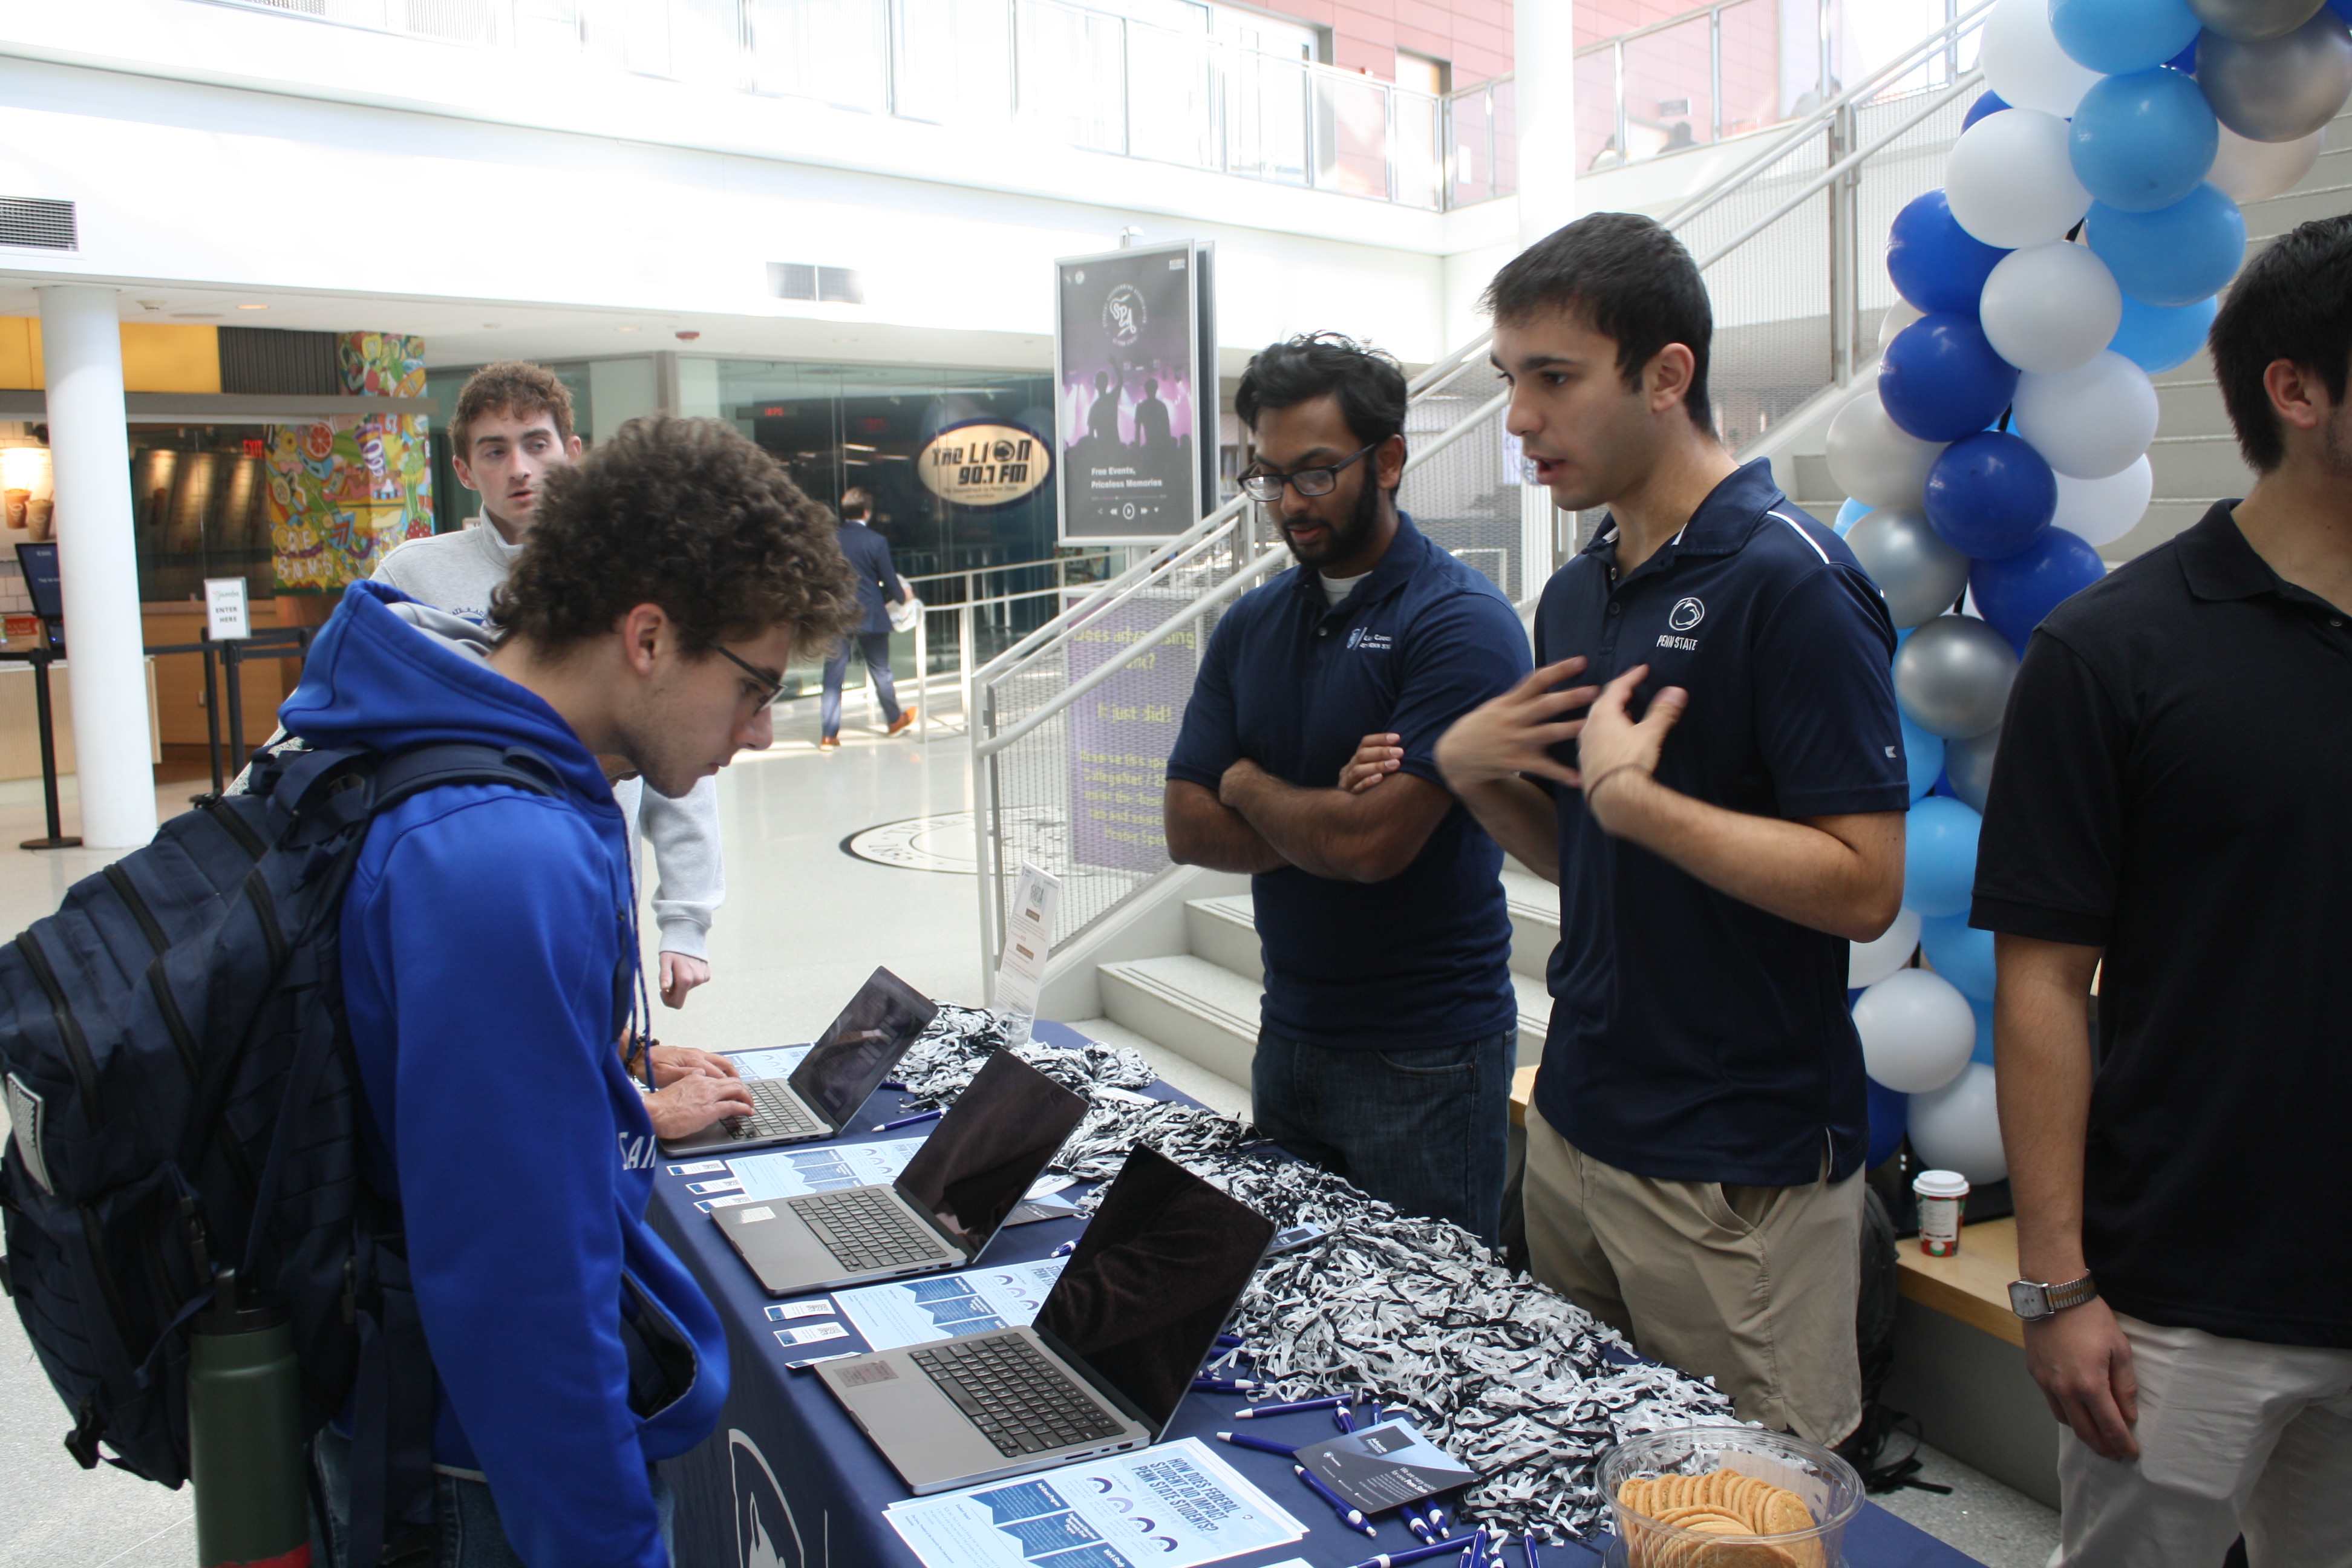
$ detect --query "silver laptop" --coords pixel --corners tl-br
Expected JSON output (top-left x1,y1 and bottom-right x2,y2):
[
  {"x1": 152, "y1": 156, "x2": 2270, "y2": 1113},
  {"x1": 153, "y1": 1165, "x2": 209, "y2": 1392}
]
[
  {"x1": 818, "y1": 1143, "x2": 1275, "y2": 1495},
  {"x1": 661, "y1": 967, "x2": 936, "y2": 1157},
  {"x1": 711, "y1": 1049, "x2": 1087, "y2": 1296}
]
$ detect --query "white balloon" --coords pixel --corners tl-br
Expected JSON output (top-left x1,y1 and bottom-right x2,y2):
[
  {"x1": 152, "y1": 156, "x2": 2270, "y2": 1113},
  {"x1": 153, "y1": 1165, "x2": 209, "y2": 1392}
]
[
  {"x1": 1980, "y1": 242, "x2": 2124, "y2": 374},
  {"x1": 1879, "y1": 299, "x2": 1925, "y2": 356},
  {"x1": 1850, "y1": 907, "x2": 1925, "y2": 988},
  {"x1": 1909, "y1": 1062, "x2": 2010, "y2": 1186},
  {"x1": 1827, "y1": 391, "x2": 1947, "y2": 509},
  {"x1": 2015, "y1": 351, "x2": 2161, "y2": 479},
  {"x1": 2052, "y1": 456, "x2": 2154, "y2": 546},
  {"x1": 2207, "y1": 122, "x2": 2323, "y2": 202},
  {"x1": 1982, "y1": 0, "x2": 2104, "y2": 116},
  {"x1": 1946, "y1": 109, "x2": 2093, "y2": 250},
  {"x1": 1853, "y1": 969, "x2": 1977, "y2": 1094}
]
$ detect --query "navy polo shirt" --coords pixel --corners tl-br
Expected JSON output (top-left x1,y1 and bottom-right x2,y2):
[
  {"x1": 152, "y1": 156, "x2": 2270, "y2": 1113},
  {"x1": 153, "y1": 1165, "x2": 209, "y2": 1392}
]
[
  {"x1": 1532, "y1": 461, "x2": 1909, "y2": 1186},
  {"x1": 1166, "y1": 514, "x2": 1532, "y2": 1049}
]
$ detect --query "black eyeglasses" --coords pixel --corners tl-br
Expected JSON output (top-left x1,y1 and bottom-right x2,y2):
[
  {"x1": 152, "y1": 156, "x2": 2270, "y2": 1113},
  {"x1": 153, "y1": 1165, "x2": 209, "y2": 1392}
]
[
  {"x1": 712, "y1": 643, "x2": 786, "y2": 708},
  {"x1": 1239, "y1": 443, "x2": 1378, "y2": 502}
]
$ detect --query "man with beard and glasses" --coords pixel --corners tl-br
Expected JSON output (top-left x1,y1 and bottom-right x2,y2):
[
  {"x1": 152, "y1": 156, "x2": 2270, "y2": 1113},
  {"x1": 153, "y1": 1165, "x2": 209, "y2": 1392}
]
[{"x1": 1161, "y1": 333, "x2": 1531, "y2": 1244}]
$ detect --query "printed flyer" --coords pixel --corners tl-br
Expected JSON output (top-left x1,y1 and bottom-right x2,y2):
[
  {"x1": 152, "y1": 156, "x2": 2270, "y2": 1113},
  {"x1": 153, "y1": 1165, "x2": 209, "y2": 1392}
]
[
  {"x1": 834, "y1": 1258, "x2": 1070, "y2": 1351},
  {"x1": 728, "y1": 1135, "x2": 928, "y2": 1201}
]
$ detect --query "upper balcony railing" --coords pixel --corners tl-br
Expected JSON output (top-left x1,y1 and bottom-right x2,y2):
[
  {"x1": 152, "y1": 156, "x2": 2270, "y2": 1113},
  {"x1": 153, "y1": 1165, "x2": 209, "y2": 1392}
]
[{"x1": 202, "y1": 0, "x2": 1517, "y2": 211}]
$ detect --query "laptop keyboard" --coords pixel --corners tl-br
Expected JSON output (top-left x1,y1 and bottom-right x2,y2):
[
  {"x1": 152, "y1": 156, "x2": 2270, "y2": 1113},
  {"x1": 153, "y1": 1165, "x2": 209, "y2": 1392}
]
[
  {"x1": 910, "y1": 1333, "x2": 1126, "y2": 1457},
  {"x1": 721, "y1": 1080, "x2": 825, "y2": 1142},
  {"x1": 791, "y1": 1189, "x2": 949, "y2": 1272}
]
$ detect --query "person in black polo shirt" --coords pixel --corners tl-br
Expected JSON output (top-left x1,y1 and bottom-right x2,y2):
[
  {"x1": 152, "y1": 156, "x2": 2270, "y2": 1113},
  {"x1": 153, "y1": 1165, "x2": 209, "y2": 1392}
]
[
  {"x1": 1973, "y1": 217, "x2": 2352, "y2": 1566},
  {"x1": 1436, "y1": 215, "x2": 1908, "y2": 1445},
  {"x1": 1163, "y1": 333, "x2": 1532, "y2": 1244}
]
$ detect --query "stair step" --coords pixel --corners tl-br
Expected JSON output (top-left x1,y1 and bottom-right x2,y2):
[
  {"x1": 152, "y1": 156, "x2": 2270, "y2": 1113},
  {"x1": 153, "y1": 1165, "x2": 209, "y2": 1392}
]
[
  {"x1": 1184, "y1": 895, "x2": 1261, "y2": 982},
  {"x1": 1501, "y1": 867, "x2": 1558, "y2": 980},
  {"x1": 1099, "y1": 955, "x2": 1262, "y2": 1088},
  {"x1": 2145, "y1": 433, "x2": 2259, "y2": 496},
  {"x1": 1511, "y1": 972, "x2": 1551, "y2": 1068},
  {"x1": 2155, "y1": 377, "x2": 2228, "y2": 436}
]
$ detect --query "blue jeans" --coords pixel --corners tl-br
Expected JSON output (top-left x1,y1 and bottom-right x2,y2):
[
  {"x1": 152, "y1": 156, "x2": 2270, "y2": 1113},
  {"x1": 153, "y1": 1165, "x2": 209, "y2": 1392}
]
[
  {"x1": 1252, "y1": 1029, "x2": 1516, "y2": 1247},
  {"x1": 820, "y1": 631, "x2": 901, "y2": 738},
  {"x1": 309, "y1": 1426, "x2": 676, "y2": 1568}
]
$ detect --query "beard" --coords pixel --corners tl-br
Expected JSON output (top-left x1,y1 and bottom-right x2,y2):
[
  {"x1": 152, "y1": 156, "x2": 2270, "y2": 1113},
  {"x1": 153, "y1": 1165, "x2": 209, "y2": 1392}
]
[{"x1": 1285, "y1": 474, "x2": 1385, "y2": 570}]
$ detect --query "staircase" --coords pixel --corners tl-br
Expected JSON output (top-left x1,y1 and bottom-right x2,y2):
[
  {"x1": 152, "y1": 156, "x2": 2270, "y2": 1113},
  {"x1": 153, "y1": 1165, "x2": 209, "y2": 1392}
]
[{"x1": 1080, "y1": 870, "x2": 1560, "y2": 1107}]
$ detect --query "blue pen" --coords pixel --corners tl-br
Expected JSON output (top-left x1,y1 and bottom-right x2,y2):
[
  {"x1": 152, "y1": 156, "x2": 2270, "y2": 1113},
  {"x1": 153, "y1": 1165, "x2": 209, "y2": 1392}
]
[
  {"x1": 880, "y1": 1081, "x2": 908, "y2": 1091},
  {"x1": 1399, "y1": 1501, "x2": 1434, "y2": 1543},
  {"x1": 1292, "y1": 1465, "x2": 1377, "y2": 1537},
  {"x1": 1050, "y1": 1240, "x2": 1078, "y2": 1256},
  {"x1": 1191, "y1": 1377, "x2": 1262, "y2": 1394},
  {"x1": 1522, "y1": 1532, "x2": 1543, "y2": 1568},
  {"x1": 1333, "y1": 1404, "x2": 1356, "y2": 1433},
  {"x1": 1342, "y1": 1540, "x2": 1478, "y2": 1568},
  {"x1": 1214, "y1": 1430, "x2": 1296, "y2": 1457},
  {"x1": 1460, "y1": 1527, "x2": 1485, "y2": 1567},
  {"x1": 872, "y1": 1108, "x2": 942, "y2": 1131},
  {"x1": 1214, "y1": 1333, "x2": 1244, "y2": 1348},
  {"x1": 1426, "y1": 1499, "x2": 1449, "y2": 1533},
  {"x1": 1232, "y1": 1395, "x2": 1345, "y2": 1419}
]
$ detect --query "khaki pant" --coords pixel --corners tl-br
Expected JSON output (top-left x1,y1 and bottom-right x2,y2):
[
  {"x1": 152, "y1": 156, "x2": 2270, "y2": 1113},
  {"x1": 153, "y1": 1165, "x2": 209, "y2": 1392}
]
[
  {"x1": 2054, "y1": 1313, "x2": 2352, "y2": 1568},
  {"x1": 1522, "y1": 1106, "x2": 1863, "y2": 1444}
]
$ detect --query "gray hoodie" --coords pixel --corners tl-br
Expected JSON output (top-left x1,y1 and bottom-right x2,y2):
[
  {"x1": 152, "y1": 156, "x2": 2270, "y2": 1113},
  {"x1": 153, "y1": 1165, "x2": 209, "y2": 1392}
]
[{"x1": 373, "y1": 524, "x2": 724, "y2": 959}]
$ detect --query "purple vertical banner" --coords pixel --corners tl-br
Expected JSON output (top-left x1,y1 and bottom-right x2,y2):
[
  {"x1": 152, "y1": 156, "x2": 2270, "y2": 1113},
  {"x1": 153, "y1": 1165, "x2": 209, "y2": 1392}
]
[{"x1": 1067, "y1": 592, "x2": 1198, "y2": 872}]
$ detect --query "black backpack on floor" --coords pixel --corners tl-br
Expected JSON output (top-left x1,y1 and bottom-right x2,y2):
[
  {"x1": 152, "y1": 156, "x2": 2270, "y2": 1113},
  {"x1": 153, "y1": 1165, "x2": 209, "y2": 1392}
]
[{"x1": 0, "y1": 740, "x2": 555, "y2": 1564}]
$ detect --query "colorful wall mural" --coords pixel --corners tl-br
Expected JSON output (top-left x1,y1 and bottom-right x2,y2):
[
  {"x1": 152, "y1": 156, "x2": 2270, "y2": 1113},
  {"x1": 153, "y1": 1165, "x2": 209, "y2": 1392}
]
[{"x1": 266, "y1": 332, "x2": 433, "y2": 592}]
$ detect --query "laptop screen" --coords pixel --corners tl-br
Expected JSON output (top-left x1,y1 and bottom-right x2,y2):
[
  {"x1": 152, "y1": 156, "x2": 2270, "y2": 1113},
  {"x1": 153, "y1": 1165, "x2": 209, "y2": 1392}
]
[
  {"x1": 789, "y1": 967, "x2": 939, "y2": 1127},
  {"x1": 895, "y1": 1050, "x2": 1087, "y2": 1262},
  {"x1": 1034, "y1": 1143, "x2": 1274, "y2": 1436}
]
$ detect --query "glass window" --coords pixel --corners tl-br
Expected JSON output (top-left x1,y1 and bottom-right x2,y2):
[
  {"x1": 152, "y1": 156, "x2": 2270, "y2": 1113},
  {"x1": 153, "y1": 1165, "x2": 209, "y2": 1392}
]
[{"x1": 129, "y1": 426, "x2": 275, "y2": 604}]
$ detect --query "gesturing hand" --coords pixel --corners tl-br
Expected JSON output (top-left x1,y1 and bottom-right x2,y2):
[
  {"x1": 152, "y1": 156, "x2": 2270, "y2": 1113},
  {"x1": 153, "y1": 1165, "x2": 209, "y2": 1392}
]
[
  {"x1": 1339, "y1": 733, "x2": 1404, "y2": 793},
  {"x1": 1574, "y1": 665, "x2": 1687, "y2": 826},
  {"x1": 1434, "y1": 658, "x2": 1599, "y2": 791}
]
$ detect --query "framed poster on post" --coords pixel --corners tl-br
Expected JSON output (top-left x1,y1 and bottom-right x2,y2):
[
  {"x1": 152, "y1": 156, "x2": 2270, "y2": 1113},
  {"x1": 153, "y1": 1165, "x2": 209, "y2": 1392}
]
[{"x1": 1053, "y1": 240, "x2": 1215, "y2": 546}]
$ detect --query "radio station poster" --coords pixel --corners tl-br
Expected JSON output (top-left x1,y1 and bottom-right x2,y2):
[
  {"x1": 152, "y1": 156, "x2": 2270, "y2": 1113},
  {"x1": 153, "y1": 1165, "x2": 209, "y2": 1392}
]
[
  {"x1": 1054, "y1": 241, "x2": 1209, "y2": 544},
  {"x1": 1067, "y1": 592, "x2": 1196, "y2": 873}
]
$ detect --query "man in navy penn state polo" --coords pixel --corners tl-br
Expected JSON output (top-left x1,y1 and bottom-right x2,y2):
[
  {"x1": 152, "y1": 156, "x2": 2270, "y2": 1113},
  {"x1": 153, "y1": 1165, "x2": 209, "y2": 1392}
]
[
  {"x1": 1163, "y1": 333, "x2": 1532, "y2": 1245},
  {"x1": 1436, "y1": 215, "x2": 1909, "y2": 1446}
]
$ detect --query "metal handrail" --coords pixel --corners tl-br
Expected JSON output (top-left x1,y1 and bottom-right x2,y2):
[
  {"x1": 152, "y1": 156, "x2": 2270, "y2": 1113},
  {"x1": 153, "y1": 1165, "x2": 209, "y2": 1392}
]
[
  {"x1": 902, "y1": 552, "x2": 1116, "y2": 589},
  {"x1": 1661, "y1": 0, "x2": 1995, "y2": 229},
  {"x1": 1575, "y1": 0, "x2": 1751, "y2": 56}
]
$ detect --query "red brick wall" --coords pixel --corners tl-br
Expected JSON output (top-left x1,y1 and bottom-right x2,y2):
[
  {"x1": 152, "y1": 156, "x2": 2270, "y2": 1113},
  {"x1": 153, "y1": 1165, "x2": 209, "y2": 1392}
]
[
  {"x1": 1570, "y1": 0, "x2": 1789, "y2": 165},
  {"x1": 1256, "y1": 0, "x2": 1515, "y2": 87}
]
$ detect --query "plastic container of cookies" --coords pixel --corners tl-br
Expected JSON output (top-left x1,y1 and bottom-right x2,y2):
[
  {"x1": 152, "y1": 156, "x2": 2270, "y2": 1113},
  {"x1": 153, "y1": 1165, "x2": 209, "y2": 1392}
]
[{"x1": 1598, "y1": 1425, "x2": 1863, "y2": 1568}]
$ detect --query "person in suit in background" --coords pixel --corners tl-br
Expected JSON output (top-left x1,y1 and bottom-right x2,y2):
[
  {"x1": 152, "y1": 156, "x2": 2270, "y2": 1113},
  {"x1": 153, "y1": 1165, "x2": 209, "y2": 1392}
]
[{"x1": 819, "y1": 488, "x2": 916, "y2": 751}]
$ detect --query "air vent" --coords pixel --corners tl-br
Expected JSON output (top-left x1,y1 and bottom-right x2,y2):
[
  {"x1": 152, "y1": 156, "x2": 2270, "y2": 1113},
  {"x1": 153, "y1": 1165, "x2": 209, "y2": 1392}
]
[
  {"x1": 219, "y1": 327, "x2": 341, "y2": 396},
  {"x1": 0, "y1": 198, "x2": 76, "y2": 252},
  {"x1": 768, "y1": 262, "x2": 864, "y2": 305}
]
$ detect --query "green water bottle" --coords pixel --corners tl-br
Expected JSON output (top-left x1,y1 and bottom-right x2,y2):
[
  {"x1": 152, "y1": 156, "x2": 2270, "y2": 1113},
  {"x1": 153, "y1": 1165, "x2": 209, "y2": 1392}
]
[{"x1": 188, "y1": 1267, "x2": 313, "y2": 1568}]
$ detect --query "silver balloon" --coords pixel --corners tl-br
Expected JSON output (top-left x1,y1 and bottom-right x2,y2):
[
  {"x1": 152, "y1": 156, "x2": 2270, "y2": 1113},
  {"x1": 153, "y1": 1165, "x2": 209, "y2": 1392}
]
[
  {"x1": 2200, "y1": 14, "x2": 2352, "y2": 143},
  {"x1": 1947, "y1": 724, "x2": 1999, "y2": 812},
  {"x1": 1847, "y1": 508, "x2": 1971, "y2": 629},
  {"x1": 1895, "y1": 615, "x2": 2018, "y2": 740},
  {"x1": 2187, "y1": 0, "x2": 2325, "y2": 43}
]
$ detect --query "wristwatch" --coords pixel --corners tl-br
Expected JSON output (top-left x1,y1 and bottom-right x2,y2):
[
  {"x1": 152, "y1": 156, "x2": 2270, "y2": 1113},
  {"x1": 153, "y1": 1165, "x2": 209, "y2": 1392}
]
[{"x1": 2009, "y1": 1272, "x2": 2098, "y2": 1320}]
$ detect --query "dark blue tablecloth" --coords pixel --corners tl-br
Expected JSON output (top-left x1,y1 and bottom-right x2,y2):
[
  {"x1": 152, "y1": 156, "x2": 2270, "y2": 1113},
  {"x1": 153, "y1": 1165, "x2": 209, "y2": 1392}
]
[{"x1": 650, "y1": 1022, "x2": 1982, "y2": 1568}]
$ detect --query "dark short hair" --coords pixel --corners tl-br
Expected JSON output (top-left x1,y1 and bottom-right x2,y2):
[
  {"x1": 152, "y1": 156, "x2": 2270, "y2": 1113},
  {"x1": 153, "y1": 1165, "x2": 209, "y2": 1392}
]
[
  {"x1": 1235, "y1": 334, "x2": 1408, "y2": 474},
  {"x1": 452, "y1": 360, "x2": 576, "y2": 460},
  {"x1": 1481, "y1": 212, "x2": 1715, "y2": 430},
  {"x1": 839, "y1": 486, "x2": 872, "y2": 520},
  {"x1": 492, "y1": 416, "x2": 858, "y2": 658},
  {"x1": 2211, "y1": 215, "x2": 2352, "y2": 472}
]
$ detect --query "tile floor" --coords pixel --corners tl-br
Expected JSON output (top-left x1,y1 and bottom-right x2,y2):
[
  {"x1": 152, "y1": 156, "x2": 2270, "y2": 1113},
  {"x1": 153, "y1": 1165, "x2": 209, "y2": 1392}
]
[{"x1": 0, "y1": 693, "x2": 2058, "y2": 1568}]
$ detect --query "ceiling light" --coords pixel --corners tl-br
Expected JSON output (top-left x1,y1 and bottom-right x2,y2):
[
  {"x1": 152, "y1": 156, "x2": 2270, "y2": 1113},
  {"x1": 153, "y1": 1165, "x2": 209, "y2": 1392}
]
[
  {"x1": 136, "y1": 299, "x2": 166, "y2": 312},
  {"x1": 615, "y1": 325, "x2": 641, "y2": 333},
  {"x1": 841, "y1": 442, "x2": 876, "y2": 452},
  {"x1": 482, "y1": 322, "x2": 501, "y2": 329},
  {"x1": 237, "y1": 303, "x2": 269, "y2": 311},
  {"x1": 171, "y1": 312, "x2": 224, "y2": 320}
]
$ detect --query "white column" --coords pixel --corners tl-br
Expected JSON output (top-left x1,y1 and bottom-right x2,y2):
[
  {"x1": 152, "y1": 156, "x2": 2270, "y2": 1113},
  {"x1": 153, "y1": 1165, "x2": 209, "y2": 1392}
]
[
  {"x1": 1514, "y1": 0, "x2": 1578, "y2": 249},
  {"x1": 37, "y1": 286, "x2": 156, "y2": 849}
]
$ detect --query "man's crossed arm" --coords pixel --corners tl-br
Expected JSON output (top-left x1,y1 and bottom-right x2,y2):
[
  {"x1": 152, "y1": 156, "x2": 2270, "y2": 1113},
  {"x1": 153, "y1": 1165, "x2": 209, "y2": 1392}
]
[{"x1": 1163, "y1": 737, "x2": 1456, "y2": 884}]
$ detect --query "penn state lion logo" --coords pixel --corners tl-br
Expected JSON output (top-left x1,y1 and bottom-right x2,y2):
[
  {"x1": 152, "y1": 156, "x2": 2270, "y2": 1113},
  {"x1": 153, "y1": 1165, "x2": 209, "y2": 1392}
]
[{"x1": 1668, "y1": 597, "x2": 1706, "y2": 632}]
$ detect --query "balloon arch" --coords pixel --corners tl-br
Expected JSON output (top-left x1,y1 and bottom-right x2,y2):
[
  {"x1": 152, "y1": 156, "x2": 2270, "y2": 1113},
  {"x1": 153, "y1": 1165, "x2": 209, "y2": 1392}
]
[{"x1": 1827, "y1": 0, "x2": 2350, "y2": 1185}]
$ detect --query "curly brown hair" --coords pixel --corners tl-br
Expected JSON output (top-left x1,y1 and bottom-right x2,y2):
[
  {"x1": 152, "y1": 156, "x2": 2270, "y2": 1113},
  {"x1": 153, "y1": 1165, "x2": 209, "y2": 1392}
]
[
  {"x1": 491, "y1": 416, "x2": 859, "y2": 659},
  {"x1": 452, "y1": 361, "x2": 577, "y2": 459}
]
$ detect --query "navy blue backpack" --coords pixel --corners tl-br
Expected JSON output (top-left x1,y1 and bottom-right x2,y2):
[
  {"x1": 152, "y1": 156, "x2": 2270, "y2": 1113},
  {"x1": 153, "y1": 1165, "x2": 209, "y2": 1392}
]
[{"x1": 0, "y1": 740, "x2": 555, "y2": 1566}]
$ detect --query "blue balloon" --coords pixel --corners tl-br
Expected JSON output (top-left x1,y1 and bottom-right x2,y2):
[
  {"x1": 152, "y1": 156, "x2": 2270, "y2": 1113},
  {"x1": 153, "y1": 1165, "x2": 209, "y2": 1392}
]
[
  {"x1": 1866, "y1": 1076, "x2": 1910, "y2": 1169},
  {"x1": 1921, "y1": 912, "x2": 1997, "y2": 1002},
  {"x1": 1880, "y1": 314, "x2": 2022, "y2": 443},
  {"x1": 2334, "y1": 0, "x2": 2352, "y2": 22},
  {"x1": 1924, "y1": 432, "x2": 2058, "y2": 561},
  {"x1": 2069, "y1": 69, "x2": 2218, "y2": 214},
  {"x1": 1970, "y1": 999, "x2": 1996, "y2": 1065},
  {"x1": 2051, "y1": 0, "x2": 2202, "y2": 76},
  {"x1": 1970, "y1": 527, "x2": 2108, "y2": 650},
  {"x1": 1904, "y1": 795, "x2": 1984, "y2": 919},
  {"x1": 1962, "y1": 90, "x2": 2011, "y2": 129},
  {"x1": 1932, "y1": 769, "x2": 1959, "y2": 799},
  {"x1": 2086, "y1": 184, "x2": 2248, "y2": 308},
  {"x1": 1835, "y1": 496, "x2": 1873, "y2": 537},
  {"x1": 1887, "y1": 190, "x2": 2010, "y2": 315},
  {"x1": 2108, "y1": 291, "x2": 2218, "y2": 373},
  {"x1": 2166, "y1": 37, "x2": 2200, "y2": 71},
  {"x1": 1901, "y1": 707, "x2": 1945, "y2": 800}
]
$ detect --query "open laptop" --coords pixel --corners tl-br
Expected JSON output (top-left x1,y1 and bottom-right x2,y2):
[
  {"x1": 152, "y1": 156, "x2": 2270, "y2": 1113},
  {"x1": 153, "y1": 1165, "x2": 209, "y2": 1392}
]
[
  {"x1": 818, "y1": 1142, "x2": 1275, "y2": 1495},
  {"x1": 662, "y1": 966, "x2": 937, "y2": 1157},
  {"x1": 712, "y1": 1048, "x2": 1087, "y2": 1296}
]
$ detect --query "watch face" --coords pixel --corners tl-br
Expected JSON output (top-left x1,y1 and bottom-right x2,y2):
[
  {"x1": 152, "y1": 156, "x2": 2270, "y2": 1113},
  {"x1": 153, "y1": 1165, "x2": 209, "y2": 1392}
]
[{"x1": 2010, "y1": 1281, "x2": 2048, "y2": 1319}]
